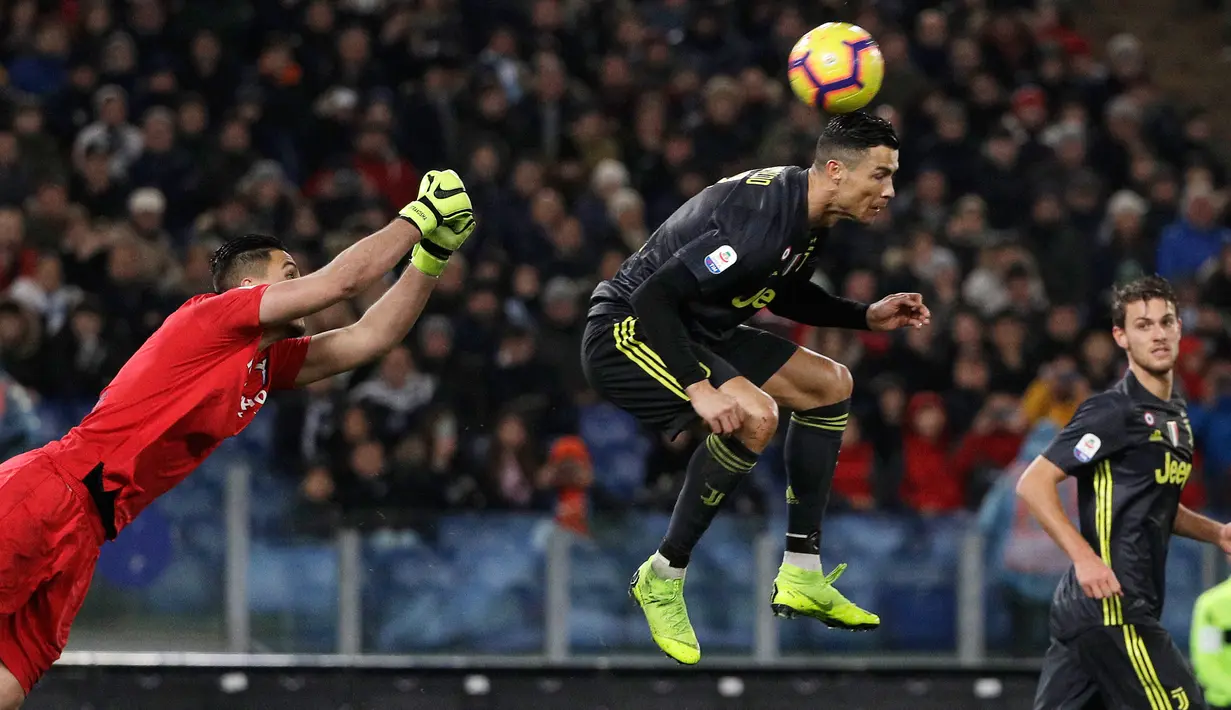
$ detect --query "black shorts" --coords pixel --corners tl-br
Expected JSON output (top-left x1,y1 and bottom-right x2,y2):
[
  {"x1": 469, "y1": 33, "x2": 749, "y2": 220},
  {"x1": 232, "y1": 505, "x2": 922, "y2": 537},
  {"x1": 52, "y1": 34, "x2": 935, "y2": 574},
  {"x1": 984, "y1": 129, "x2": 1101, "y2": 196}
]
[
  {"x1": 1034, "y1": 623, "x2": 1206, "y2": 710},
  {"x1": 581, "y1": 313, "x2": 797, "y2": 437}
]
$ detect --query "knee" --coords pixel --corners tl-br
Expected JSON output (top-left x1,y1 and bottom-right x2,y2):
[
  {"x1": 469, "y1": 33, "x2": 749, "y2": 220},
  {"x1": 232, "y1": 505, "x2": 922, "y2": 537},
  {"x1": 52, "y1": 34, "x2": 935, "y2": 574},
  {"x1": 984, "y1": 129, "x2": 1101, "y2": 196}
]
[
  {"x1": 830, "y1": 362, "x2": 854, "y2": 402},
  {"x1": 737, "y1": 389, "x2": 779, "y2": 452},
  {"x1": 798, "y1": 360, "x2": 852, "y2": 409}
]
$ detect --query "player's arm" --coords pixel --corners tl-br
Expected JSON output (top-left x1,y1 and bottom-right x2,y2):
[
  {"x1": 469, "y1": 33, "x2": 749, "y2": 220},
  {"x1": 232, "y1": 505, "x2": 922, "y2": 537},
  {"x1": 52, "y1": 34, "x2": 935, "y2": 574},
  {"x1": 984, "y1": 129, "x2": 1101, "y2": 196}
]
[
  {"x1": 1174, "y1": 505, "x2": 1228, "y2": 546},
  {"x1": 767, "y1": 280, "x2": 871, "y2": 329},
  {"x1": 769, "y1": 281, "x2": 930, "y2": 331},
  {"x1": 259, "y1": 219, "x2": 419, "y2": 328},
  {"x1": 1015, "y1": 393, "x2": 1130, "y2": 599},
  {"x1": 293, "y1": 264, "x2": 437, "y2": 386},
  {"x1": 259, "y1": 170, "x2": 473, "y2": 328},
  {"x1": 1015, "y1": 458, "x2": 1112, "y2": 586}
]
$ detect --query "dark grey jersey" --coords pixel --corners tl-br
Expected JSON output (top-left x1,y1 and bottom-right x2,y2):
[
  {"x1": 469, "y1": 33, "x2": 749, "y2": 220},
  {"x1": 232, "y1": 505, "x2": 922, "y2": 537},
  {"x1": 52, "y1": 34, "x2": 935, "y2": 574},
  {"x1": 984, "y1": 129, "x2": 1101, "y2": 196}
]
[
  {"x1": 589, "y1": 165, "x2": 825, "y2": 344},
  {"x1": 1041, "y1": 371, "x2": 1195, "y2": 639}
]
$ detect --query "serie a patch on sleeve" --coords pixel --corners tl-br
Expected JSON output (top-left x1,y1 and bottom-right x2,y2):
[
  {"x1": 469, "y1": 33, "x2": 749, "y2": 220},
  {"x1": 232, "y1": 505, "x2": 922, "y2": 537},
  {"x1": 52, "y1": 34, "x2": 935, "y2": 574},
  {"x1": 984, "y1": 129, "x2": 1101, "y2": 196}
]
[
  {"x1": 1073, "y1": 432, "x2": 1101, "y2": 463},
  {"x1": 704, "y1": 245, "x2": 738, "y2": 274}
]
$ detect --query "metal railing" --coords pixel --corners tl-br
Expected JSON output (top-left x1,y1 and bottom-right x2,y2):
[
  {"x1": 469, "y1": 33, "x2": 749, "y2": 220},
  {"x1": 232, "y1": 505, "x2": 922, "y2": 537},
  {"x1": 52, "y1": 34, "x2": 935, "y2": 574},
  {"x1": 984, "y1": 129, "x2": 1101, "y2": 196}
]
[{"x1": 60, "y1": 459, "x2": 1228, "y2": 667}]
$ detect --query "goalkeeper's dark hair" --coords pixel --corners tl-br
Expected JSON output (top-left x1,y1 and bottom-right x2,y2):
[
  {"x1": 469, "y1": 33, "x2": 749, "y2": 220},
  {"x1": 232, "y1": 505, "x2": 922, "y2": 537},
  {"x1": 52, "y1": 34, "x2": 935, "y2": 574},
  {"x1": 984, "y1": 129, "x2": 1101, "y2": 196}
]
[
  {"x1": 210, "y1": 234, "x2": 288, "y2": 293},
  {"x1": 1111, "y1": 274, "x2": 1177, "y2": 329},
  {"x1": 813, "y1": 111, "x2": 900, "y2": 168}
]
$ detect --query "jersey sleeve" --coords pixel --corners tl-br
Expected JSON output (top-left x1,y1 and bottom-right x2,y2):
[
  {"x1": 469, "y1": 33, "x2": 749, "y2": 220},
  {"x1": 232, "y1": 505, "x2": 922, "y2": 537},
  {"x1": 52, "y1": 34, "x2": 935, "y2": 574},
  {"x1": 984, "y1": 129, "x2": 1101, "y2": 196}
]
[
  {"x1": 1040, "y1": 392, "x2": 1131, "y2": 476},
  {"x1": 187, "y1": 284, "x2": 270, "y2": 340},
  {"x1": 673, "y1": 202, "x2": 788, "y2": 295},
  {"x1": 267, "y1": 336, "x2": 311, "y2": 390}
]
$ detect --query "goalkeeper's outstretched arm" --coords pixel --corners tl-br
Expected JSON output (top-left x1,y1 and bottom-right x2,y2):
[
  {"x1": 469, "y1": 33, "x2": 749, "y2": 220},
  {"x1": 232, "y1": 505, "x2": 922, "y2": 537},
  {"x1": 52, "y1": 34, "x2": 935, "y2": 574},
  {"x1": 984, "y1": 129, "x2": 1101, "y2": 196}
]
[
  {"x1": 292, "y1": 170, "x2": 478, "y2": 385},
  {"x1": 259, "y1": 170, "x2": 474, "y2": 329}
]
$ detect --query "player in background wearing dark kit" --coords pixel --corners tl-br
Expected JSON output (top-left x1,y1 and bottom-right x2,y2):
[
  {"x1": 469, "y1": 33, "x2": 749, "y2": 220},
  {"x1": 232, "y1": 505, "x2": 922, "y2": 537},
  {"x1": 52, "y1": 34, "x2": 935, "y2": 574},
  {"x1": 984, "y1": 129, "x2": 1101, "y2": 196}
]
[
  {"x1": 0, "y1": 171, "x2": 477, "y2": 708},
  {"x1": 1018, "y1": 275, "x2": 1231, "y2": 710},
  {"x1": 582, "y1": 112, "x2": 932, "y2": 664}
]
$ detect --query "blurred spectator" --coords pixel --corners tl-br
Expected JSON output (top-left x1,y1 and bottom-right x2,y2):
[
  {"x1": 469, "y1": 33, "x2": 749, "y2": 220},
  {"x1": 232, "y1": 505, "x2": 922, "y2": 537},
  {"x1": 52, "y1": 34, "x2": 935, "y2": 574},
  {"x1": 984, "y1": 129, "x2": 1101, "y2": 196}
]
[
  {"x1": 350, "y1": 345, "x2": 436, "y2": 443},
  {"x1": 8, "y1": 20, "x2": 69, "y2": 97},
  {"x1": 1021, "y1": 354, "x2": 1091, "y2": 428},
  {"x1": 952, "y1": 393, "x2": 1028, "y2": 503},
  {"x1": 1158, "y1": 186, "x2": 1231, "y2": 282},
  {"x1": 8, "y1": 252, "x2": 80, "y2": 335},
  {"x1": 900, "y1": 392, "x2": 963, "y2": 514},
  {"x1": 478, "y1": 408, "x2": 547, "y2": 510},
  {"x1": 831, "y1": 415, "x2": 878, "y2": 511},
  {"x1": 979, "y1": 422, "x2": 1076, "y2": 657},
  {"x1": 71, "y1": 86, "x2": 143, "y2": 179},
  {"x1": 0, "y1": 208, "x2": 38, "y2": 291},
  {"x1": 539, "y1": 435, "x2": 594, "y2": 535}
]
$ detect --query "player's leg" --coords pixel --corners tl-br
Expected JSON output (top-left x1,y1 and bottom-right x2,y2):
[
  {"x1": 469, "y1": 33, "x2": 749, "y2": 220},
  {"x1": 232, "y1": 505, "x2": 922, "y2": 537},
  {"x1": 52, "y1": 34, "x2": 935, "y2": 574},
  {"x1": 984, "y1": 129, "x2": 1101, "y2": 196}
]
[
  {"x1": 759, "y1": 344, "x2": 851, "y2": 559},
  {"x1": 0, "y1": 455, "x2": 105, "y2": 705},
  {"x1": 1077, "y1": 623, "x2": 1208, "y2": 709},
  {"x1": 581, "y1": 315, "x2": 777, "y2": 664},
  {"x1": 1034, "y1": 637, "x2": 1103, "y2": 710},
  {"x1": 722, "y1": 330, "x2": 878, "y2": 629},
  {"x1": 627, "y1": 373, "x2": 776, "y2": 665},
  {"x1": 654, "y1": 373, "x2": 777, "y2": 570},
  {"x1": 0, "y1": 662, "x2": 24, "y2": 710}
]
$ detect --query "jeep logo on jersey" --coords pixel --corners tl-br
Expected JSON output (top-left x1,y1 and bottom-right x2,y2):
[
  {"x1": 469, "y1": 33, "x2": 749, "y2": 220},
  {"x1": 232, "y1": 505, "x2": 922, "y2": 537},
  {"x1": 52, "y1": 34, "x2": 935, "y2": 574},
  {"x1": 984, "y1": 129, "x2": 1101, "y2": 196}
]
[
  {"x1": 704, "y1": 245, "x2": 737, "y2": 274},
  {"x1": 732, "y1": 287, "x2": 776, "y2": 309},
  {"x1": 1155, "y1": 451, "x2": 1192, "y2": 487}
]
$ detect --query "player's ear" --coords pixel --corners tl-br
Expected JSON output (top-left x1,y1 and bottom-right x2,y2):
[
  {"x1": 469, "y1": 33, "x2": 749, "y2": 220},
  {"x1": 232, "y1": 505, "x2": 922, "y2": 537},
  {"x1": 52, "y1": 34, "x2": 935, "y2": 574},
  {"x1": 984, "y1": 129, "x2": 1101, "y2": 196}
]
[
  {"x1": 825, "y1": 159, "x2": 845, "y2": 184},
  {"x1": 1111, "y1": 326, "x2": 1128, "y2": 349}
]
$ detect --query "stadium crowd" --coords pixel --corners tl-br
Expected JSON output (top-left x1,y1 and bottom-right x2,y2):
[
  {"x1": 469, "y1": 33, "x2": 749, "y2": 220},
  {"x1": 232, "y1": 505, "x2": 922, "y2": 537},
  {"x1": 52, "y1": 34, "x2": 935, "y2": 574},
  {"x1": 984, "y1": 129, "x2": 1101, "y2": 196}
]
[{"x1": 0, "y1": 0, "x2": 1228, "y2": 530}]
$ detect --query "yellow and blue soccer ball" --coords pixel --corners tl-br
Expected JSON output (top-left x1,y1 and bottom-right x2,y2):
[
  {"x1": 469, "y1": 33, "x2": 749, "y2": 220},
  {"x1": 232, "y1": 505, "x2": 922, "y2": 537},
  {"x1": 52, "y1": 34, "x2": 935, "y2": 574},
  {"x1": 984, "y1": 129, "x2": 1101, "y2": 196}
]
[{"x1": 787, "y1": 22, "x2": 885, "y2": 114}]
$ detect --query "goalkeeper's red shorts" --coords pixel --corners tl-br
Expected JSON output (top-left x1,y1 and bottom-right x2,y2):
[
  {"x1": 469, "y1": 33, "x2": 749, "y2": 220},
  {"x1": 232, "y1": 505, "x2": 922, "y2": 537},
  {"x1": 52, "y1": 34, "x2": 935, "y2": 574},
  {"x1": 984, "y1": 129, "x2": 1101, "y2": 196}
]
[{"x1": 0, "y1": 450, "x2": 104, "y2": 693}]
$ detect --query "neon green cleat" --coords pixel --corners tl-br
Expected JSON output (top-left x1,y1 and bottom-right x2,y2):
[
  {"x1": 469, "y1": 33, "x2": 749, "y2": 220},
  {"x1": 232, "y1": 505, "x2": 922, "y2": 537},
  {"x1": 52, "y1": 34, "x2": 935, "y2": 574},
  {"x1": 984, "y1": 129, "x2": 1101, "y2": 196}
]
[
  {"x1": 770, "y1": 562, "x2": 881, "y2": 630},
  {"x1": 628, "y1": 556, "x2": 701, "y2": 664}
]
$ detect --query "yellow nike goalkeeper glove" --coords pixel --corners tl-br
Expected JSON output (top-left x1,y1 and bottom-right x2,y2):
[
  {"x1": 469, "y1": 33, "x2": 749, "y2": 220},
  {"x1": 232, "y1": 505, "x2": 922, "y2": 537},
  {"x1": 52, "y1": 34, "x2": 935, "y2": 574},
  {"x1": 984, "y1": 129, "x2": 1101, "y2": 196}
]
[{"x1": 400, "y1": 169, "x2": 476, "y2": 277}]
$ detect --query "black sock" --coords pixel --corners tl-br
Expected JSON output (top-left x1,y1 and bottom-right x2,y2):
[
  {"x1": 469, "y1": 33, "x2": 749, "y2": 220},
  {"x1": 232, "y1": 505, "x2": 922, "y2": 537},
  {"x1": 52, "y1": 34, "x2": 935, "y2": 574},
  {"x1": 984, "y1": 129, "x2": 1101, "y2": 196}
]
[
  {"x1": 658, "y1": 434, "x2": 759, "y2": 568},
  {"x1": 784, "y1": 400, "x2": 849, "y2": 556}
]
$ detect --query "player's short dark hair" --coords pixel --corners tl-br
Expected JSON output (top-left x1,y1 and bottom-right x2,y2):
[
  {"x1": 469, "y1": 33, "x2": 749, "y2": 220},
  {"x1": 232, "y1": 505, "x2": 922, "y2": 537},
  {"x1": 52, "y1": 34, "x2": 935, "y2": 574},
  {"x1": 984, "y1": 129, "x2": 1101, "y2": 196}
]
[
  {"x1": 814, "y1": 111, "x2": 900, "y2": 168},
  {"x1": 1111, "y1": 274, "x2": 1177, "y2": 329},
  {"x1": 210, "y1": 234, "x2": 287, "y2": 293}
]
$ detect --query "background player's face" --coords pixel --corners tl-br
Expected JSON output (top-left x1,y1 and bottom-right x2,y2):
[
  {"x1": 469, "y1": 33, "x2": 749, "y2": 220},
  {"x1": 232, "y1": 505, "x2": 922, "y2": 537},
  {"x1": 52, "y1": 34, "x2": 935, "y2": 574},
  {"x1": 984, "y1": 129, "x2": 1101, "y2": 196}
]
[
  {"x1": 836, "y1": 145, "x2": 898, "y2": 222},
  {"x1": 1113, "y1": 298, "x2": 1181, "y2": 376}
]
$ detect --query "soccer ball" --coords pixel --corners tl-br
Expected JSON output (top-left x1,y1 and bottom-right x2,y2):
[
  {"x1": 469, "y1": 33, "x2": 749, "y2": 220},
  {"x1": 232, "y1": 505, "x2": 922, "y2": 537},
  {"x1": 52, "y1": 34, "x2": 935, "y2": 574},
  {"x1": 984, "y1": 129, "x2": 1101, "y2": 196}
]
[{"x1": 787, "y1": 22, "x2": 885, "y2": 114}]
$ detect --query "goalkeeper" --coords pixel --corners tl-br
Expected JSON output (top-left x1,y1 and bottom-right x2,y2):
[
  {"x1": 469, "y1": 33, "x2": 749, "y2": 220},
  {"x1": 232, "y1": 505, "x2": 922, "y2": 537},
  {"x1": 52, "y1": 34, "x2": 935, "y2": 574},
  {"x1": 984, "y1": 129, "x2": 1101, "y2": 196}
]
[{"x1": 0, "y1": 170, "x2": 474, "y2": 708}]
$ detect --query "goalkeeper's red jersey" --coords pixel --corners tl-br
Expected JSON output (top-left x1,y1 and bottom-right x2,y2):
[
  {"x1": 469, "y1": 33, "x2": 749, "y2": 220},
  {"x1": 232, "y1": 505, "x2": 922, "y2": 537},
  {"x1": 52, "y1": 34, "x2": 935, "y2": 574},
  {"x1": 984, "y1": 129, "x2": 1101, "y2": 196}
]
[{"x1": 40, "y1": 284, "x2": 310, "y2": 536}]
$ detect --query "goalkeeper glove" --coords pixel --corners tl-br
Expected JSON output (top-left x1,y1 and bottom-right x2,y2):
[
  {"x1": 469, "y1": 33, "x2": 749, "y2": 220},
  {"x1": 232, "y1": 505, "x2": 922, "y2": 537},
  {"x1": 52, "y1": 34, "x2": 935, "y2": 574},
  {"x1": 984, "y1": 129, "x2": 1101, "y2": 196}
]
[{"x1": 399, "y1": 169, "x2": 476, "y2": 277}]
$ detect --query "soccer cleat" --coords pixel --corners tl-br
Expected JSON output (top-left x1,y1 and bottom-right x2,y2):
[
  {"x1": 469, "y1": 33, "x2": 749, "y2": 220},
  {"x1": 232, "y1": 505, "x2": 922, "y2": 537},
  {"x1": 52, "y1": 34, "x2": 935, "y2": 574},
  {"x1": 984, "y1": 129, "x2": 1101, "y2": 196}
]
[
  {"x1": 770, "y1": 562, "x2": 880, "y2": 630},
  {"x1": 628, "y1": 556, "x2": 701, "y2": 664}
]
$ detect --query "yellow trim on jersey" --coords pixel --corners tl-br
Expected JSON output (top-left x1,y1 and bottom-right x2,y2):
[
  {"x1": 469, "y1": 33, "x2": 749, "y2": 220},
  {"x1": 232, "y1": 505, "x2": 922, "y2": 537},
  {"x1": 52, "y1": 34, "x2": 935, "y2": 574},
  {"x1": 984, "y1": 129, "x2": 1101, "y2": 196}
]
[
  {"x1": 1123, "y1": 625, "x2": 1170, "y2": 710},
  {"x1": 1095, "y1": 461, "x2": 1123, "y2": 625},
  {"x1": 612, "y1": 317, "x2": 711, "y2": 401}
]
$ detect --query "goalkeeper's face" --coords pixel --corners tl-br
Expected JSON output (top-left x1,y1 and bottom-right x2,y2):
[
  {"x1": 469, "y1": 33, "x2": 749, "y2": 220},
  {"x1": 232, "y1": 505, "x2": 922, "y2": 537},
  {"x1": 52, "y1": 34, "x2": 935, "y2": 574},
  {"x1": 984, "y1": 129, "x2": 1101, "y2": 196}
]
[
  {"x1": 260, "y1": 250, "x2": 308, "y2": 336},
  {"x1": 836, "y1": 145, "x2": 899, "y2": 223}
]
